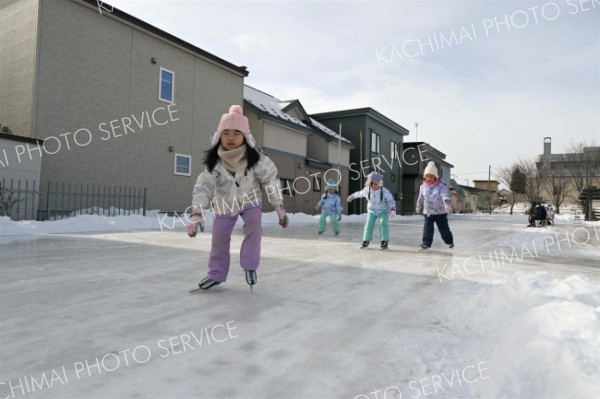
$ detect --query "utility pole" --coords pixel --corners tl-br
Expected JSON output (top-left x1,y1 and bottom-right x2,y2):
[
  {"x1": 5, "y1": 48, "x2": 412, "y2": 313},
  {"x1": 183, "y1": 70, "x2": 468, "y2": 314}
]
[
  {"x1": 415, "y1": 122, "x2": 418, "y2": 142},
  {"x1": 488, "y1": 165, "x2": 492, "y2": 208},
  {"x1": 337, "y1": 123, "x2": 342, "y2": 172},
  {"x1": 359, "y1": 129, "x2": 363, "y2": 215}
]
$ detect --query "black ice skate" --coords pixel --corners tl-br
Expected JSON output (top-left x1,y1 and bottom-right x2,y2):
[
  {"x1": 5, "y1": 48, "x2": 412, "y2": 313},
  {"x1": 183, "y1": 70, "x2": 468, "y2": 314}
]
[
  {"x1": 360, "y1": 241, "x2": 369, "y2": 249},
  {"x1": 448, "y1": 243, "x2": 454, "y2": 248},
  {"x1": 245, "y1": 270, "x2": 257, "y2": 285},
  {"x1": 380, "y1": 241, "x2": 388, "y2": 250},
  {"x1": 334, "y1": 231, "x2": 340, "y2": 236},
  {"x1": 189, "y1": 277, "x2": 220, "y2": 293},
  {"x1": 199, "y1": 277, "x2": 220, "y2": 290},
  {"x1": 420, "y1": 244, "x2": 430, "y2": 250},
  {"x1": 245, "y1": 270, "x2": 257, "y2": 294}
]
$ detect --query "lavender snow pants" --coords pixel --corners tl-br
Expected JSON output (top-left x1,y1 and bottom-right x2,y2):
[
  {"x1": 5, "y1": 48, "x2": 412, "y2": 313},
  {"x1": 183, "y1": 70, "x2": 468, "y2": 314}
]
[{"x1": 207, "y1": 206, "x2": 262, "y2": 282}]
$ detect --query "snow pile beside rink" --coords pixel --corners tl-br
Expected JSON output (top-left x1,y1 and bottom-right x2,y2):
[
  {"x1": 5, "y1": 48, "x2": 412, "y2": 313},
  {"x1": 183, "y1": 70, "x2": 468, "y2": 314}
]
[
  {"x1": 438, "y1": 272, "x2": 600, "y2": 398},
  {"x1": 0, "y1": 211, "x2": 393, "y2": 236}
]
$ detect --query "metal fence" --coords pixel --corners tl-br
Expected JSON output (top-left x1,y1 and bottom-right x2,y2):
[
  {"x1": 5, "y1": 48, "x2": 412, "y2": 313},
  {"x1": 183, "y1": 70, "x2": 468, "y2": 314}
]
[{"x1": 0, "y1": 179, "x2": 147, "y2": 221}]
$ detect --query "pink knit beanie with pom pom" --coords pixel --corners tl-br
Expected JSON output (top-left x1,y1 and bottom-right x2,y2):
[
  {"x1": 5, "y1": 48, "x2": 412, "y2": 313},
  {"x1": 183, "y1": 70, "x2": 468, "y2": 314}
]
[{"x1": 211, "y1": 105, "x2": 255, "y2": 148}]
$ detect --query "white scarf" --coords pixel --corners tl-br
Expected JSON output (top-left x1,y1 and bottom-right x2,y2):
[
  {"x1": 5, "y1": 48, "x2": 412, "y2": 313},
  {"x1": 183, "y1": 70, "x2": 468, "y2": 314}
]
[{"x1": 218, "y1": 144, "x2": 248, "y2": 173}]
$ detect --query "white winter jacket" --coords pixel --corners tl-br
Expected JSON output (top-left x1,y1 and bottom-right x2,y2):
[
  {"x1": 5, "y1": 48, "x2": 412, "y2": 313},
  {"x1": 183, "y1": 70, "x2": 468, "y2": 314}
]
[{"x1": 192, "y1": 155, "x2": 283, "y2": 216}]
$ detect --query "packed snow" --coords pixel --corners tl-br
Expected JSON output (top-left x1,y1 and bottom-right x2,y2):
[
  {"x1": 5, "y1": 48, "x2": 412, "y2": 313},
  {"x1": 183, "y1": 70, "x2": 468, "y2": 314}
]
[{"x1": 0, "y1": 211, "x2": 598, "y2": 399}]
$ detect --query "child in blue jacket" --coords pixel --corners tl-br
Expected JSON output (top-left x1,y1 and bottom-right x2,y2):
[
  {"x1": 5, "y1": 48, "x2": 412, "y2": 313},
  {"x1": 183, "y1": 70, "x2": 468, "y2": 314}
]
[
  {"x1": 347, "y1": 172, "x2": 396, "y2": 250},
  {"x1": 315, "y1": 180, "x2": 343, "y2": 235}
]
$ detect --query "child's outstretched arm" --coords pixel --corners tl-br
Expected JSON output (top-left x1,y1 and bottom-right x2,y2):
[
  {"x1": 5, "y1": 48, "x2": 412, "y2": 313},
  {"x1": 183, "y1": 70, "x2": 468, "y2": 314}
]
[
  {"x1": 335, "y1": 195, "x2": 343, "y2": 214},
  {"x1": 440, "y1": 183, "x2": 452, "y2": 214},
  {"x1": 254, "y1": 155, "x2": 288, "y2": 228},
  {"x1": 192, "y1": 170, "x2": 216, "y2": 211},
  {"x1": 415, "y1": 185, "x2": 425, "y2": 214},
  {"x1": 347, "y1": 187, "x2": 368, "y2": 202},
  {"x1": 315, "y1": 194, "x2": 325, "y2": 213},
  {"x1": 188, "y1": 170, "x2": 215, "y2": 237},
  {"x1": 187, "y1": 207, "x2": 204, "y2": 237}
]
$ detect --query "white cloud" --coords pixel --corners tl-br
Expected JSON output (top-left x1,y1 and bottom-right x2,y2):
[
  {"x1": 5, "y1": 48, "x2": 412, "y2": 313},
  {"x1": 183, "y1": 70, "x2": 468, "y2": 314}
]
[{"x1": 102, "y1": 0, "x2": 599, "y2": 182}]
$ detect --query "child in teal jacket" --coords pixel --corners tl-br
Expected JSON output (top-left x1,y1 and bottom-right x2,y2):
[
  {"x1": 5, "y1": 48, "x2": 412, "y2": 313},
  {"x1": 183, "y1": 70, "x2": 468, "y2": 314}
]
[
  {"x1": 348, "y1": 172, "x2": 396, "y2": 250},
  {"x1": 315, "y1": 180, "x2": 343, "y2": 235}
]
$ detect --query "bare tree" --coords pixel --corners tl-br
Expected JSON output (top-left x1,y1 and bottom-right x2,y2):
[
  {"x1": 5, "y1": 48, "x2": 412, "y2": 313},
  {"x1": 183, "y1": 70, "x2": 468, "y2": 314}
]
[
  {"x1": 563, "y1": 141, "x2": 600, "y2": 191},
  {"x1": 562, "y1": 141, "x2": 600, "y2": 216},
  {"x1": 545, "y1": 175, "x2": 571, "y2": 214},
  {"x1": 497, "y1": 164, "x2": 526, "y2": 215},
  {"x1": 0, "y1": 186, "x2": 26, "y2": 218},
  {"x1": 518, "y1": 159, "x2": 547, "y2": 206}
]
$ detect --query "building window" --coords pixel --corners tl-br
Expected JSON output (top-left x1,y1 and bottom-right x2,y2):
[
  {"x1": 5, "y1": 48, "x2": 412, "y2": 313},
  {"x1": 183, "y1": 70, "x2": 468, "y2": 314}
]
[
  {"x1": 313, "y1": 176, "x2": 322, "y2": 192},
  {"x1": 371, "y1": 132, "x2": 380, "y2": 153},
  {"x1": 159, "y1": 67, "x2": 175, "y2": 103},
  {"x1": 390, "y1": 141, "x2": 398, "y2": 161},
  {"x1": 174, "y1": 154, "x2": 191, "y2": 176},
  {"x1": 280, "y1": 178, "x2": 294, "y2": 196}
]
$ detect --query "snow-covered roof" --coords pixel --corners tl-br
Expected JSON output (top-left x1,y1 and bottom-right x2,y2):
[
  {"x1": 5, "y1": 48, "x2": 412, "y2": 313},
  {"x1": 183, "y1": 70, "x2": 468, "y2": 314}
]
[
  {"x1": 243, "y1": 85, "x2": 353, "y2": 146},
  {"x1": 309, "y1": 117, "x2": 353, "y2": 145},
  {"x1": 243, "y1": 86, "x2": 309, "y2": 130}
]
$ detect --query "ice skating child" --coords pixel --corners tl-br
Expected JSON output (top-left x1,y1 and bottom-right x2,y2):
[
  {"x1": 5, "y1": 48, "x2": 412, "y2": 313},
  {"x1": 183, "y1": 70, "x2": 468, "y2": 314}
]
[
  {"x1": 186, "y1": 105, "x2": 288, "y2": 290},
  {"x1": 415, "y1": 161, "x2": 454, "y2": 249},
  {"x1": 347, "y1": 172, "x2": 396, "y2": 250},
  {"x1": 315, "y1": 180, "x2": 343, "y2": 236}
]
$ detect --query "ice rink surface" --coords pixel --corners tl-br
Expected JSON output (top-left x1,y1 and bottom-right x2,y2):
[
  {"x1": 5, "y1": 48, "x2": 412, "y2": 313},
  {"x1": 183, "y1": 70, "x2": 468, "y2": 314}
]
[{"x1": 1, "y1": 215, "x2": 599, "y2": 399}]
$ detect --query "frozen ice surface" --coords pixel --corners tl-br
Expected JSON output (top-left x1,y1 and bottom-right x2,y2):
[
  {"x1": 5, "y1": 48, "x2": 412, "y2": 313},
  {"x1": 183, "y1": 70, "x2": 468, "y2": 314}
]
[{"x1": 0, "y1": 214, "x2": 598, "y2": 398}]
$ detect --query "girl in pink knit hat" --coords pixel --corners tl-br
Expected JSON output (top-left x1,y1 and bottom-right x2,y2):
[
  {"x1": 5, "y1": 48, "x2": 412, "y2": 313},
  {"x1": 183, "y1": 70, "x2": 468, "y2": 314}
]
[{"x1": 187, "y1": 105, "x2": 288, "y2": 291}]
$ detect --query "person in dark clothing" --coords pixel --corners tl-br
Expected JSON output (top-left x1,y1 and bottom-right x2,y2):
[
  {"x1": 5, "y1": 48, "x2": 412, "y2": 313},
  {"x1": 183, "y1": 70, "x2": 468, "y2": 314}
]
[{"x1": 527, "y1": 203, "x2": 537, "y2": 226}]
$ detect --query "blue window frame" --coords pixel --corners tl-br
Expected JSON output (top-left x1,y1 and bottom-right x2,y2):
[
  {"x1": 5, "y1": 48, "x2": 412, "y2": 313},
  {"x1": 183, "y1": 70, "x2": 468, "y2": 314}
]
[
  {"x1": 174, "y1": 153, "x2": 191, "y2": 176},
  {"x1": 159, "y1": 67, "x2": 175, "y2": 103}
]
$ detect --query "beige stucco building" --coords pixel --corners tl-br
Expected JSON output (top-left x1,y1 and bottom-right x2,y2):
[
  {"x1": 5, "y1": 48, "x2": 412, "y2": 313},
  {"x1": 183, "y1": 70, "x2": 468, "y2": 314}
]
[{"x1": 1, "y1": 0, "x2": 248, "y2": 212}]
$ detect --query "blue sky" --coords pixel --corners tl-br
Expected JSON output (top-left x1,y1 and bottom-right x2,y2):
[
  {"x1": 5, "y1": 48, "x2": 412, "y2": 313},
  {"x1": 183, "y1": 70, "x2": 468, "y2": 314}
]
[{"x1": 105, "y1": 0, "x2": 599, "y2": 185}]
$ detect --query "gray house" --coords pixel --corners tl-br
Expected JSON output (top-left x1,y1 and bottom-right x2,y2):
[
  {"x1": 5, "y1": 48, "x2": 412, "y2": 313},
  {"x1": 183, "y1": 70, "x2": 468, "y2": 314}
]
[
  {"x1": 402, "y1": 142, "x2": 453, "y2": 215},
  {"x1": 311, "y1": 108, "x2": 409, "y2": 214},
  {"x1": 244, "y1": 85, "x2": 354, "y2": 214},
  {"x1": 0, "y1": 0, "x2": 249, "y2": 213}
]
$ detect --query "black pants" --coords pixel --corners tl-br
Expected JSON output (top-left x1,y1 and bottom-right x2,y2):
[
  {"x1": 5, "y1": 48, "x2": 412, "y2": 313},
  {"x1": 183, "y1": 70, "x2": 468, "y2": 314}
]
[{"x1": 422, "y1": 214, "x2": 453, "y2": 247}]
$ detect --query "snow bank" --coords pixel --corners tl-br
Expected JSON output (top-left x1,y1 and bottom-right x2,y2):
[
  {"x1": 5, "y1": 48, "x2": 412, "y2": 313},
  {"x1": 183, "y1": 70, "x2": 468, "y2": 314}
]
[
  {"x1": 1, "y1": 209, "x2": 431, "y2": 236},
  {"x1": 0, "y1": 213, "x2": 159, "y2": 236},
  {"x1": 439, "y1": 272, "x2": 600, "y2": 398}
]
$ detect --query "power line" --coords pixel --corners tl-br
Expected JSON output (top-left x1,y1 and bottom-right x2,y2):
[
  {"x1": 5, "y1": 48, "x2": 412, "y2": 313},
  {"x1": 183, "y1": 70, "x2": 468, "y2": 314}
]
[{"x1": 452, "y1": 171, "x2": 489, "y2": 176}]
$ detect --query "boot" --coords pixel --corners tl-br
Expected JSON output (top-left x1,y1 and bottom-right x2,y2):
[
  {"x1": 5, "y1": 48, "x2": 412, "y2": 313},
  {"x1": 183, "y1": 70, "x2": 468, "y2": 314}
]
[
  {"x1": 198, "y1": 277, "x2": 220, "y2": 290},
  {"x1": 360, "y1": 241, "x2": 369, "y2": 249},
  {"x1": 245, "y1": 270, "x2": 257, "y2": 286},
  {"x1": 380, "y1": 241, "x2": 388, "y2": 250}
]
